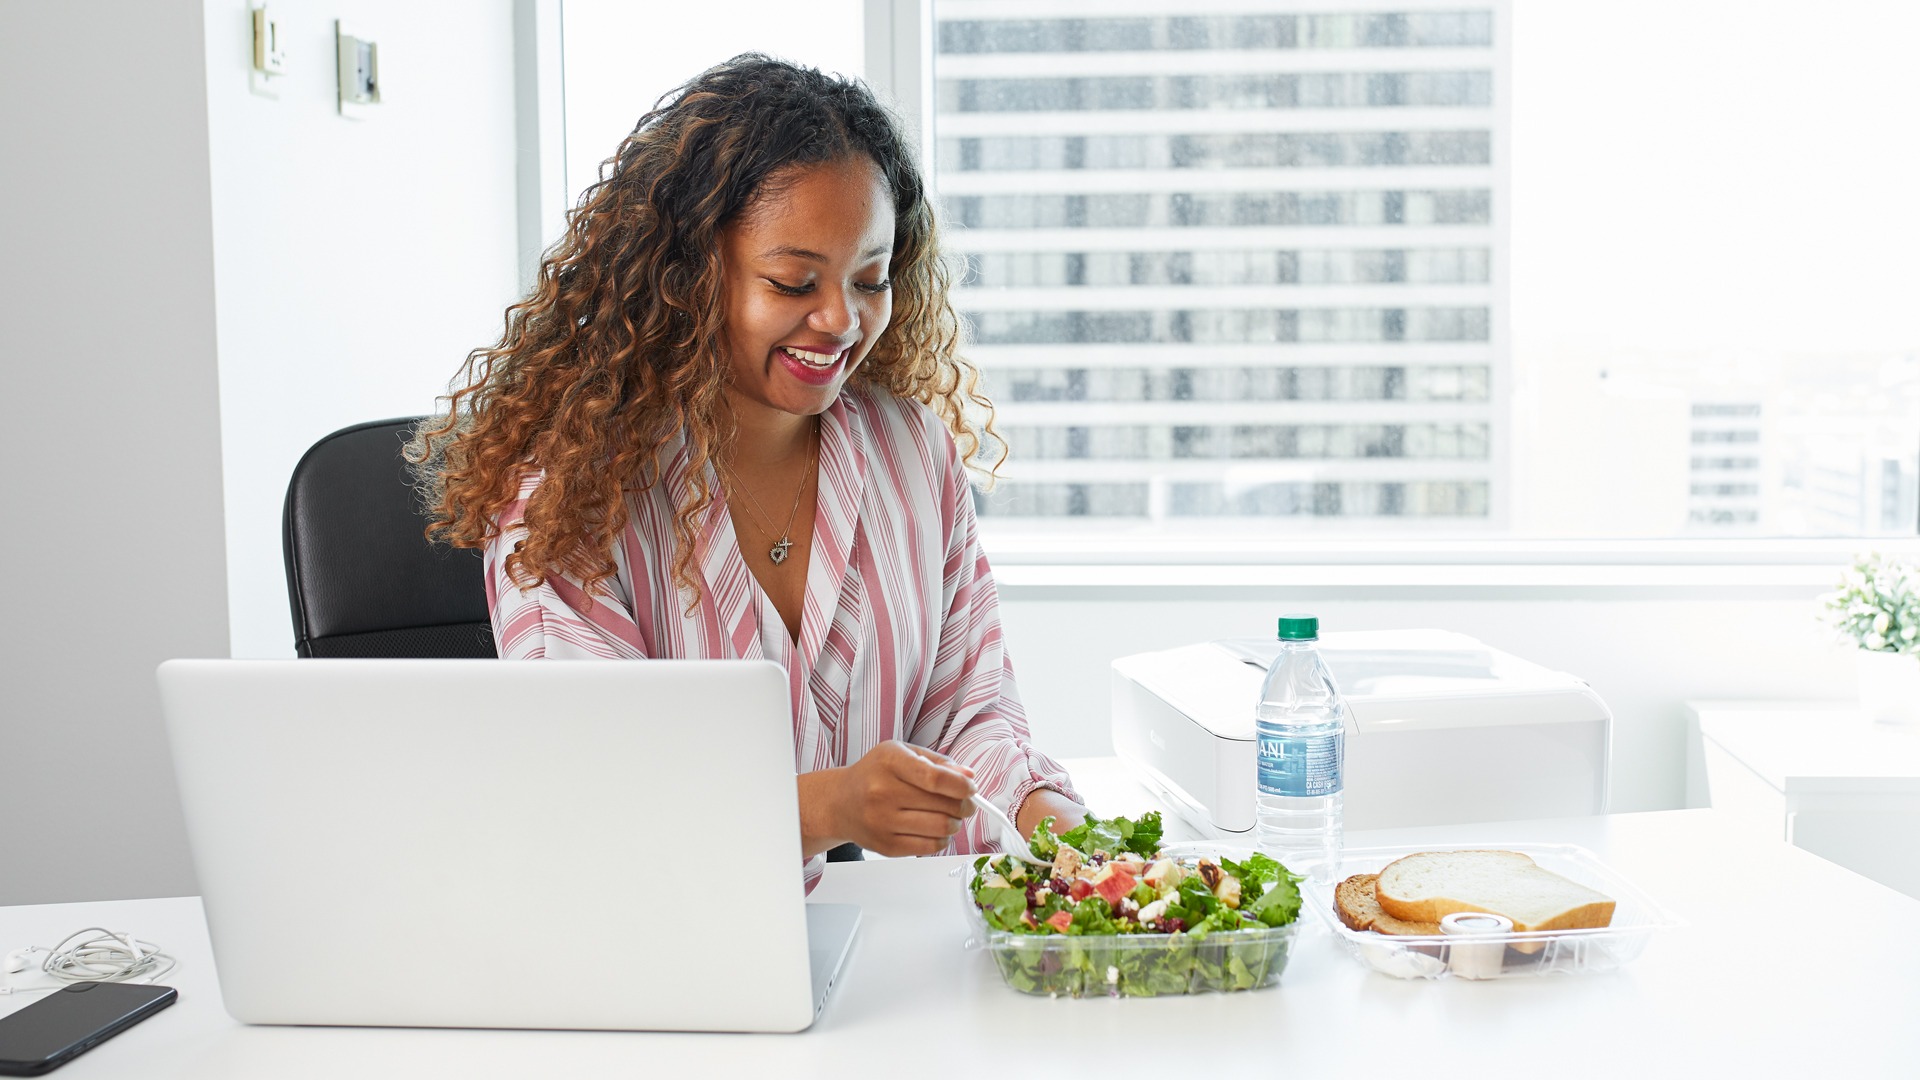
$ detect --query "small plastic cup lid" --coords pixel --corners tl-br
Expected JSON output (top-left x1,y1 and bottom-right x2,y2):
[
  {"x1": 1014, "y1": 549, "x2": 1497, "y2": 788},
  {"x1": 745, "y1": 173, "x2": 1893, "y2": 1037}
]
[
  {"x1": 1440, "y1": 911, "x2": 1515, "y2": 936},
  {"x1": 1277, "y1": 614, "x2": 1318, "y2": 640}
]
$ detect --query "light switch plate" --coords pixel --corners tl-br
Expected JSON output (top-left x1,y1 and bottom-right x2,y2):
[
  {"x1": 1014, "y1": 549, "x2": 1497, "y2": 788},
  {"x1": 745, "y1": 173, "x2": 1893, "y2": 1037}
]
[
  {"x1": 336, "y1": 21, "x2": 381, "y2": 119},
  {"x1": 249, "y1": 3, "x2": 286, "y2": 99}
]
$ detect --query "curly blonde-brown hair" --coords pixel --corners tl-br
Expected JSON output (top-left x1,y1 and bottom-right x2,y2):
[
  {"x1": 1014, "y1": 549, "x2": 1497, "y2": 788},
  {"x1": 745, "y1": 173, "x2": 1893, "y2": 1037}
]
[{"x1": 409, "y1": 54, "x2": 998, "y2": 603}]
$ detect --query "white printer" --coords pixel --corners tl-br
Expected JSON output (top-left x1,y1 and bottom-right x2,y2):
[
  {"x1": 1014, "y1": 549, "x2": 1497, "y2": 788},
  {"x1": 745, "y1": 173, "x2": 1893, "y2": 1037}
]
[{"x1": 1111, "y1": 630, "x2": 1611, "y2": 837}]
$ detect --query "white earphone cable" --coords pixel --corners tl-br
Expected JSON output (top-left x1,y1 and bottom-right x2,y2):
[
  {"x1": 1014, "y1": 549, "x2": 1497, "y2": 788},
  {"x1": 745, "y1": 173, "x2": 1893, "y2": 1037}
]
[{"x1": 1, "y1": 927, "x2": 174, "y2": 996}]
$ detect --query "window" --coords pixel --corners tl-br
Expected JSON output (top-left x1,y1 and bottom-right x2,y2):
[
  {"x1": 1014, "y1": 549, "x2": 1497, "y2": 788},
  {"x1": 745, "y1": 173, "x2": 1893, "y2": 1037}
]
[
  {"x1": 557, "y1": 1, "x2": 1920, "y2": 542},
  {"x1": 931, "y1": 0, "x2": 1920, "y2": 539},
  {"x1": 937, "y1": 3, "x2": 1506, "y2": 531}
]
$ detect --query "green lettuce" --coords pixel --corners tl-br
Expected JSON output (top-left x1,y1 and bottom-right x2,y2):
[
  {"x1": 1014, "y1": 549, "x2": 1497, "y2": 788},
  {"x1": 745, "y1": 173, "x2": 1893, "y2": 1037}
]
[
  {"x1": 1057, "y1": 811, "x2": 1165, "y2": 858},
  {"x1": 1025, "y1": 817, "x2": 1060, "y2": 860},
  {"x1": 976, "y1": 886, "x2": 1028, "y2": 932}
]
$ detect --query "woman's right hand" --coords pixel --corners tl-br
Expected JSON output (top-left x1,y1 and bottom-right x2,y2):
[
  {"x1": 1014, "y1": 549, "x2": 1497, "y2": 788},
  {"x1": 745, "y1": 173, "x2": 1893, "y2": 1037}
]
[{"x1": 819, "y1": 741, "x2": 976, "y2": 857}]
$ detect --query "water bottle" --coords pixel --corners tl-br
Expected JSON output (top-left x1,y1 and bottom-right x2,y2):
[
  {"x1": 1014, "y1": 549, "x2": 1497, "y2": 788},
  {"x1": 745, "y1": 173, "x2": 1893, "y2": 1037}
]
[{"x1": 1254, "y1": 614, "x2": 1346, "y2": 880}]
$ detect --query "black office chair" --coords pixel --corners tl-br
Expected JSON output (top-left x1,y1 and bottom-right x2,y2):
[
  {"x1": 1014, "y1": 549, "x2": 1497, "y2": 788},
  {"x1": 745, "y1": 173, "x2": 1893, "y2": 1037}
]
[
  {"x1": 284, "y1": 418, "x2": 496, "y2": 658},
  {"x1": 281, "y1": 417, "x2": 861, "y2": 861}
]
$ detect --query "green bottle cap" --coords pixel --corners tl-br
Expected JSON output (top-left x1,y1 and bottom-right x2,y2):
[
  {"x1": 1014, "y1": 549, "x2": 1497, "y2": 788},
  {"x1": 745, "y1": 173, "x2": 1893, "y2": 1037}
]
[{"x1": 1276, "y1": 614, "x2": 1319, "y2": 640}]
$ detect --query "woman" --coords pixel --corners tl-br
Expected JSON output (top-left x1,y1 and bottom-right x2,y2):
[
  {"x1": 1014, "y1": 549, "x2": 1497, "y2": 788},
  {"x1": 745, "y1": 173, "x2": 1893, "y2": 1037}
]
[{"x1": 410, "y1": 55, "x2": 1085, "y2": 882}]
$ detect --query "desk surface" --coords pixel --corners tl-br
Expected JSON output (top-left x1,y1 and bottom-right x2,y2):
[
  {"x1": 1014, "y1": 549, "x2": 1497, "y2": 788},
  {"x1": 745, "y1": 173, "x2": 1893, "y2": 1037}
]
[
  {"x1": 4, "y1": 808, "x2": 1917, "y2": 1077},
  {"x1": 1690, "y1": 700, "x2": 1920, "y2": 789}
]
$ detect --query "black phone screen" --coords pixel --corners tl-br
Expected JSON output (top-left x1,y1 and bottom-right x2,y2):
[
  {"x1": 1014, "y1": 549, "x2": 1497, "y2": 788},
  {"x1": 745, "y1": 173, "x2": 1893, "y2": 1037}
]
[{"x1": 0, "y1": 983, "x2": 177, "y2": 1076}]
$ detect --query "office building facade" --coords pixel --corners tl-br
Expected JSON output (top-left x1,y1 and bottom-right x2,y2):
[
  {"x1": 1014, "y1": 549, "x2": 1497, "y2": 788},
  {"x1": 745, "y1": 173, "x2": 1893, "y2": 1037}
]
[{"x1": 932, "y1": 1, "x2": 1510, "y2": 531}]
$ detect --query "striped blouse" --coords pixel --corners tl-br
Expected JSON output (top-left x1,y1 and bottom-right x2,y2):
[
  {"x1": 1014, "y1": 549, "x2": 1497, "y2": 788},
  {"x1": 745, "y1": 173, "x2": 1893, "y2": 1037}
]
[{"x1": 485, "y1": 384, "x2": 1079, "y2": 883}]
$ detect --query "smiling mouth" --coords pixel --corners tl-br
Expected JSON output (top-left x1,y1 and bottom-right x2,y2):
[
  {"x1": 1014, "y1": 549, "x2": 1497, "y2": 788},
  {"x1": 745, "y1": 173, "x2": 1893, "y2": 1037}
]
[{"x1": 779, "y1": 345, "x2": 847, "y2": 370}]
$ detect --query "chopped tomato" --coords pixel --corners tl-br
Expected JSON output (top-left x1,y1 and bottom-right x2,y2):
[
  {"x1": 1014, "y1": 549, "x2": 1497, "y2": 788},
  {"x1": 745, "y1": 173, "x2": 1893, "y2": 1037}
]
[{"x1": 1044, "y1": 910, "x2": 1074, "y2": 934}]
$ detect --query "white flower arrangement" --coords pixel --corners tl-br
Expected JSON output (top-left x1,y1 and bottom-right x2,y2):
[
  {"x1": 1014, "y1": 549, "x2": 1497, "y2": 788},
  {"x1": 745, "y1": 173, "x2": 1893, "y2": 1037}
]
[{"x1": 1821, "y1": 554, "x2": 1920, "y2": 654}]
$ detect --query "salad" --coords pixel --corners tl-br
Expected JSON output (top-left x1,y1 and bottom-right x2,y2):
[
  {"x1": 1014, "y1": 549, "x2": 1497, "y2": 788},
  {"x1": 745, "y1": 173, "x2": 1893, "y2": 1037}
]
[{"x1": 966, "y1": 812, "x2": 1305, "y2": 996}]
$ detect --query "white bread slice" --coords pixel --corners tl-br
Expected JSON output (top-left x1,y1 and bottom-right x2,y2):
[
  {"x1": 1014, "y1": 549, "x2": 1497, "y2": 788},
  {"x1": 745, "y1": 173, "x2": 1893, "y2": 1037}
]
[{"x1": 1374, "y1": 850, "x2": 1615, "y2": 952}]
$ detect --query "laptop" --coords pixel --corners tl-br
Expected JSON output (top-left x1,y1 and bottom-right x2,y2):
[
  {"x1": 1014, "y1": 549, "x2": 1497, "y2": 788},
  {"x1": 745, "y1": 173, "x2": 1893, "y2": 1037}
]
[{"x1": 155, "y1": 658, "x2": 858, "y2": 1033}]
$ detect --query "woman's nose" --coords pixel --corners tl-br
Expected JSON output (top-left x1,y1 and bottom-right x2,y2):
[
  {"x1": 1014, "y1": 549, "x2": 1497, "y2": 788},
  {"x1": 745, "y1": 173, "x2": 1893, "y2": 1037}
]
[{"x1": 809, "y1": 286, "x2": 857, "y2": 336}]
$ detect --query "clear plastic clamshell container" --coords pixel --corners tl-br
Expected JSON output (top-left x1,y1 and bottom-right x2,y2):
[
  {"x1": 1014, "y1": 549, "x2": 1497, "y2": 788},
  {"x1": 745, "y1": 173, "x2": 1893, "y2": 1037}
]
[
  {"x1": 958, "y1": 844, "x2": 1305, "y2": 998},
  {"x1": 1303, "y1": 842, "x2": 1683, "y2": 980}
]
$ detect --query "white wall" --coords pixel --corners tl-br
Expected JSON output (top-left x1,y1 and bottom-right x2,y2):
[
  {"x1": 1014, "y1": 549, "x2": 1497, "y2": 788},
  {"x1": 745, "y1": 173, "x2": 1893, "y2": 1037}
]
[
  {"x1": 202, "y1": 0, "x2": 523, "y2": 659},
  {"x1": 0, "y1": 0, "x2": 525, "y2": 906},
  {"x1": 560, "y1": 0, "x2": 865, "y2": 210},
  {"x1": 0, "y1": 0, "x2": 231, "y2": 905},
  {"x1": 996, "y1": 575, "x2": 1854, "y2": 815}
]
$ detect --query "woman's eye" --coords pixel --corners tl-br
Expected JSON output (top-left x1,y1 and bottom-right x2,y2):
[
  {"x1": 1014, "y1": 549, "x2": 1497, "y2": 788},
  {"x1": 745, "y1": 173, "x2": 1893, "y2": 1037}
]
[
  {"x1": 768, "y1": 279, "x2": 812, "y2": 296},
  {"x1": 856, "y1": 280, "x2": 892, "y2": 294}
]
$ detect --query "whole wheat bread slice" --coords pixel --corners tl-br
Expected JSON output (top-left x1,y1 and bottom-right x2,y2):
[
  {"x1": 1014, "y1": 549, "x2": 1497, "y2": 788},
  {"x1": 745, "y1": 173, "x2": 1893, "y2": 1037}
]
[
  {"x1": 1334, "y1": 872, "x2": 1442, "y2": 936},
  {"x1": 1373, "y1": 850, "x2": 1615, "y2": 952}
]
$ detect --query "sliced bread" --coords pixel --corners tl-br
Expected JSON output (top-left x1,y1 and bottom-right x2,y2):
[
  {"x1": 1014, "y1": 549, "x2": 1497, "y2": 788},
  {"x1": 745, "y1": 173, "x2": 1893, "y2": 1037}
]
[
  {"x1": 1334, "y1": 872, "x2": 1442, "y2": 936},
  {"x1": 1373, "y1": 849, "x2": 1616, "y2": 944}
]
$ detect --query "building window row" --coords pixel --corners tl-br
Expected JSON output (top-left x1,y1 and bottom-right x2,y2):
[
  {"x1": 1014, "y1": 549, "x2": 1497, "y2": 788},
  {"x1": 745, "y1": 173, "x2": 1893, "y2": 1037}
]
[
  {"x1": 1689, "y1": 508, "x2": 1762, "y2": 526},
  {"x1": 969, "y1": 306, "x2": 1490, "y2": 345},
  {"x1": 1166, "y1": 479, "x2": 1490, "y2": 517},
  {"x1": 1691, "y1": 403, "x2": 1762, "y2": 418},
  {"x1": 990, "y1": 364, "x2": 1491, "y2": 403},
  {"x1": 937, "y1": 12, "x2": 1495, "y2": 55},
  {"x1": 938, "y1": 71, "x2": 1493, "y2": 113},
  {"x1": 942, "y1": 131, "x2": 1490, "y2": 172},
  {"x1": 945, "y1": 189, "x2": 1491, "y2": 230},
  {"x1": 1691, "y1": 456, "x2": 1761, "y2": 470},
  {"x1": 1691, "y1": 429, "x2": 1761, "y2": 444},
  {"x1": 998, "y1": 422, "x2": 1491, "y2": 461},
  {"x1": 960, "y1": 247, "x2": 1491, "y2": 287},
  {"x1": 1691, "y1": 483, "x2": 1762, "y2": 497},
  {"x1": 976, "y1": 481, "x2": 1151, "y2": 517}
]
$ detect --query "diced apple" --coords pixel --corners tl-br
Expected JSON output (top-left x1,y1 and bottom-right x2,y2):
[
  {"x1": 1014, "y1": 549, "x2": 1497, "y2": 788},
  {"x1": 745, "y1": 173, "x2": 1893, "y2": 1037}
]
[
  {"x1": 1045, "y1": 910, "x2": 1074, "y2": 933},
  {"x1": 1142, "y1": 858, "x2": 1181, "y2": 890},
  {"x1": 1091, "y1": 862, "x2": 1138, "y2": 907},
  {"x1": 1069, "y1": 877, "x2": 1095, "y2": 901}
]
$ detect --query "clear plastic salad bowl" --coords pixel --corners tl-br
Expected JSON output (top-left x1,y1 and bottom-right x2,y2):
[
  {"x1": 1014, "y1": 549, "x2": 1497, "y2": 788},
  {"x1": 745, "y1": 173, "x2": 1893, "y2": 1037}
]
[{"x1": 958, "y1": 841, "x2": 1305, "y2": 999}]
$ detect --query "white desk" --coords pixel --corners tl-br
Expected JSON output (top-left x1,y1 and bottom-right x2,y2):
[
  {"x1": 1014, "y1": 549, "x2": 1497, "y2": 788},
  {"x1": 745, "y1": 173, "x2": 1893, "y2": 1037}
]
[
  {"x1": 1686, "y1": 700, "x2": 1920, "y2": 899},
  {"x1": 3, "y1": 809, "x2": 1916, "y2": 1077}
]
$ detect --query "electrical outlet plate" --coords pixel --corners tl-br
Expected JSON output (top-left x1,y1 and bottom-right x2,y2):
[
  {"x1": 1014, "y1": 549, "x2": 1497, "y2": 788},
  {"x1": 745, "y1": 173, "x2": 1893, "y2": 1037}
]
[
  {"x1": 249, "y1": 2, "x2": 286, "y2": 99},
  {"x1": 336, "y1": 21, "x2": 381, "y2": 119}
]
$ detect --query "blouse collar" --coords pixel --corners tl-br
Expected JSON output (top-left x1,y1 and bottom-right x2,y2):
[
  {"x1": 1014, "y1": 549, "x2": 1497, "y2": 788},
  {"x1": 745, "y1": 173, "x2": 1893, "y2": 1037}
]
[{"x1": 660, "y1": 388, "x2": 872, "y2": 669}]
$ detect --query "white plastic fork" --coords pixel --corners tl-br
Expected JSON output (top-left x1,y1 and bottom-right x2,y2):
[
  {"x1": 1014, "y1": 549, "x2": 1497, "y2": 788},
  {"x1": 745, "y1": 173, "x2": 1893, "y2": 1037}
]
[{"x1": 970, "y1": 794, "x2": 1052, "y2": 867}]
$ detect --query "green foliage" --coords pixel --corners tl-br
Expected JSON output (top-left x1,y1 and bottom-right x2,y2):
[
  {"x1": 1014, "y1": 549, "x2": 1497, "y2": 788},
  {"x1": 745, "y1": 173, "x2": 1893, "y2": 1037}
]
[{"x1": 1822, "y1": 554, "x2": 1920, "y2": 655}]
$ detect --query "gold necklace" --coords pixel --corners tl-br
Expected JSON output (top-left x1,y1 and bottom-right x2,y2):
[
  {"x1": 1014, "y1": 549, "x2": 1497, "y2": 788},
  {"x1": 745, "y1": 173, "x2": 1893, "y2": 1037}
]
[{"x1": 724, "y1": 421, "x2": 818, "y2": 566}]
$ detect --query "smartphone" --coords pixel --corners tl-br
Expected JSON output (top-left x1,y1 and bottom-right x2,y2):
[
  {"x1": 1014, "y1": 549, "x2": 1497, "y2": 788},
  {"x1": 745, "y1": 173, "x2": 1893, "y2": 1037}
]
[{"x1": 0, "y1": 983, "x2": 176, "y2": 1076}]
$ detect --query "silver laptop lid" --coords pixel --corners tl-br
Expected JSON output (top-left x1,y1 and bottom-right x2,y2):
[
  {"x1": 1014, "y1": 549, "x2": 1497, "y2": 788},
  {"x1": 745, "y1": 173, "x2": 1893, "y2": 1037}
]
[{"x1": 157, "y1": 659, "x2": 817, "y2": 1033}]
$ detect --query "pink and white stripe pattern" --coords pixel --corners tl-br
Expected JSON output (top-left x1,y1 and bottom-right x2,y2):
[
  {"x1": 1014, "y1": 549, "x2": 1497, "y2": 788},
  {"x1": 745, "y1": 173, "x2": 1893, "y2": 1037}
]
[{"x1": 486, "y1": 384, "x2": 1079, "y2": 881}]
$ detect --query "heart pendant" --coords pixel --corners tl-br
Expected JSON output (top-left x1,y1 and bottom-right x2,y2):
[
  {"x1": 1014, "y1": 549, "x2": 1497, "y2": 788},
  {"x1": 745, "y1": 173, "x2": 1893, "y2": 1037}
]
[{"x1": 770, "y1": 538, "x2": 792, "y2": 565}]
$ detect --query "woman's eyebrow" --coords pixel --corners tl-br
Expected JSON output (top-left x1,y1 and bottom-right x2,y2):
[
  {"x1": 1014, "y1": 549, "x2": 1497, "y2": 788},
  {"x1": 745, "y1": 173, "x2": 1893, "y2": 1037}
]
[{"x1": 759, "y1": 244, "x2": 893, "y2": 263}]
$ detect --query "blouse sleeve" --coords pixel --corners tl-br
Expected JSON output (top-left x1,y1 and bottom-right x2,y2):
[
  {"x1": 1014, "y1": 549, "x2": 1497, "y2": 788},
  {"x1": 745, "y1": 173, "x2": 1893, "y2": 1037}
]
[
  {"x1": 906, "y1": 434, "x2": 1082, "y2": 855},
  {"x1": 485, "y1": 472, "x2": 649, "y2": 660}
]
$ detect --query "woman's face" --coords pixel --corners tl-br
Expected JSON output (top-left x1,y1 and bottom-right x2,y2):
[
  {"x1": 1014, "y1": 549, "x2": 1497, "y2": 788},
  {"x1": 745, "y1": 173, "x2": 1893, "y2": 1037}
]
[{"x1": 719, "y1": 157, "x2": 896, "y2": 422}]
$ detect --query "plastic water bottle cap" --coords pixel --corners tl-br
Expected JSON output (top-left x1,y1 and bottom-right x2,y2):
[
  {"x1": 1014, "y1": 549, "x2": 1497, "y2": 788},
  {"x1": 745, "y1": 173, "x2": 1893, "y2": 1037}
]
[{"x1": 1276, "y1": 614, "x2": 1318, "y2": 640}]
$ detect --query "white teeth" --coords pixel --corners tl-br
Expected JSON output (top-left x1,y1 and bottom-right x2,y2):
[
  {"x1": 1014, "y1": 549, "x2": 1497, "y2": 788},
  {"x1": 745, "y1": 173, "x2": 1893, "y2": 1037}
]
[{"x1": 784, "y1": 346, "x2": 839, "y2": 368}]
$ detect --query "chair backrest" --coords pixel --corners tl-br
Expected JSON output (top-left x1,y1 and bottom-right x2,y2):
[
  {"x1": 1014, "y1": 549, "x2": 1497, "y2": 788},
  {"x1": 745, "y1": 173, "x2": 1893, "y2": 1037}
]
[{"x1": 283, "y1": 418, "x2": 496, "y2": 658}]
